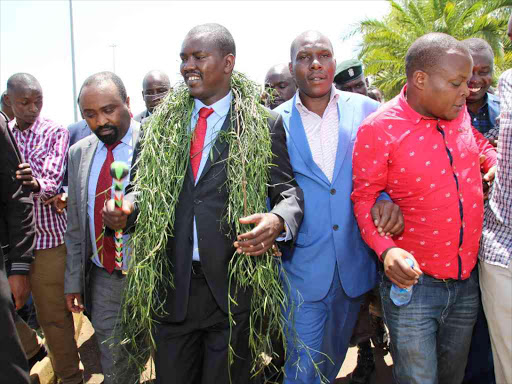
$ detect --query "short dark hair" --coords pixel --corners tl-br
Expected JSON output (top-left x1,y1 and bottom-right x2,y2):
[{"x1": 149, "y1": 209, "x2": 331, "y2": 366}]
[
  {"x1": 290, "y1": 30, "x2": 334, "y2": 61},
  {"x1": 7, "y1": 73, "x2": 41, "y2": 92},
  {"x1": 405, "y1": 33, "x2": 470, "y2": 79},
  {"x1": 79, "y1": 71, "x2": 127, "y2": 102},
  {"x1": 187, "y1": 23, "x2": 236, "y2": 57},
  {"x1": 462, "y1": 38, "x2": 494, "y2": 65}
]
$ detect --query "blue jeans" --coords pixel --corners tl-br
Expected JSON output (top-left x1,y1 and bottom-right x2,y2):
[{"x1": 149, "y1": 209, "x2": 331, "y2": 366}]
[
  {"x1": 380, "y1": 270, "x2": 479, "y2": 384},
  {"x1": 283, "y1": 264, "x2": 363, "y2": 384}
]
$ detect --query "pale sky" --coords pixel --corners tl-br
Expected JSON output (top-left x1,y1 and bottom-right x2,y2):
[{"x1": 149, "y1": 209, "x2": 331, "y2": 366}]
[{"x1": 0, "y1": 0, "x2": 390, "y2": 126}]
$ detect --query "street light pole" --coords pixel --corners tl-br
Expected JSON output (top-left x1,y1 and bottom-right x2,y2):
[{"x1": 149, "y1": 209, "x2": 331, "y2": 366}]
[
  {"x1": 109, "y1": 44, "x2": 117, "y2": 73},
  {"x1": 69, "y1": 0, "x2": 78, "y2": 122}
]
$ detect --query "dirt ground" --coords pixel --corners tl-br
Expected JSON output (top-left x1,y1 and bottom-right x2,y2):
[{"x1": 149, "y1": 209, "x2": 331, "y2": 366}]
[{"x1": 76, "y1": 315, "x2": 393, "y2": 384}]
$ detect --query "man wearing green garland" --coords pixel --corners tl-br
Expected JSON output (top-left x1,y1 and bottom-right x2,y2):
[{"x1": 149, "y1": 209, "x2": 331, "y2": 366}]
[{"x1": 103, "y1": 23, "x2": 304, "y2": 383}]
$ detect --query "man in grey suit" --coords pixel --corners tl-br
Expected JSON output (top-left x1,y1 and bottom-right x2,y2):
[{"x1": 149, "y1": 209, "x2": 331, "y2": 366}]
[
  {"x1": 133, "y1": 70, "x2": 171, "y2": 124},
  {"x1": 64, "y1": 72, "x2": 140, "y2": 384}
]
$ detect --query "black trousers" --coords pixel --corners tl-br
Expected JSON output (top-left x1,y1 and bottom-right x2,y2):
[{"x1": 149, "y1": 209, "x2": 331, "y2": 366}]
[
  {"x1": 0, "y1": 267, "x2": 30, "y2": 384},
  {"x1": 154, "y1": 268, "x2": 254, "y2": 384}
]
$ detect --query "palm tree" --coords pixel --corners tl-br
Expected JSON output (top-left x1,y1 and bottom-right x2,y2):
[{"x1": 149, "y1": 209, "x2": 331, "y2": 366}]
[{"x1": 349, "y1": 0, "x2": 512, "y2": 99}]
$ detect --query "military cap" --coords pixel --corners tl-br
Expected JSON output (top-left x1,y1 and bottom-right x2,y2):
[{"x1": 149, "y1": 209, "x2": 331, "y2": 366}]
[{"x1": 334, "y1": 59, "x2": 364, "y2": 84}]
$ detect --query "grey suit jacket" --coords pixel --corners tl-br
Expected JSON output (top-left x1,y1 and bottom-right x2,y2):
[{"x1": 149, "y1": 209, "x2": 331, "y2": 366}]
[{"x1": 64, "y1": 120, "x2": 141, "y2": 312}]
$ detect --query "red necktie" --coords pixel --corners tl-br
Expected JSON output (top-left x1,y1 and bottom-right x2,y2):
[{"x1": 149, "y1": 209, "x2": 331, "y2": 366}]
[
  {"x1": 94, "y1": 141, "x2": 121, "y2": 274},
  {"x1": 190, "y1": 107, "x2": 214, "y2": 180}
]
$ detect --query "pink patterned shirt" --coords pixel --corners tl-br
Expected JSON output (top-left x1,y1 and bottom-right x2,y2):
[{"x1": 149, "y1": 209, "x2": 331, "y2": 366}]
[
  {"x1": 9, "y1": 116, "x2": 69, "y2": 250},
  {"x1": 295, "y1": 86, "x2": 340, "y2": 182},
  {"x1": 351, "y1": 86, "x2": 497, "y2": 280}
]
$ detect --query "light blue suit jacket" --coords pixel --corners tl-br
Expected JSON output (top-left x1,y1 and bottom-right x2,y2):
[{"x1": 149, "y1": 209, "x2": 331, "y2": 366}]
[{"x1": 275, "y1": 91, "x2": 380, "y2": 301}]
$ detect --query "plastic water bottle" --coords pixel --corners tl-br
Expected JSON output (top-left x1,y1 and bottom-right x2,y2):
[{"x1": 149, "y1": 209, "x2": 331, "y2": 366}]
[{"x1": 390, "y1": 258, "x2": 415, "y2": 306}]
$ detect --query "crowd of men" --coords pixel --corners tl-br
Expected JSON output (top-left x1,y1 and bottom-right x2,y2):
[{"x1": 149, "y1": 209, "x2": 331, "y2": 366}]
[{"x1": 0, "y1": 15, "x2": 510, "y2": 384}]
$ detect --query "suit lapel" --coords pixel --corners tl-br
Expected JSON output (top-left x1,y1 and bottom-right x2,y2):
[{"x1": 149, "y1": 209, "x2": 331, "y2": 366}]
[
  {"x1": 331, "y1": 93, "x2": 355, "y2": 183},
  {"x1": 286, "y1": 97, "x2": 330, "y2": 186},
  {"x1": 130, "y1": 121, "x2": 141, "y2": 169},
  {"x1": 195, "y1": 109, "x2": 231, "y2": 184}
]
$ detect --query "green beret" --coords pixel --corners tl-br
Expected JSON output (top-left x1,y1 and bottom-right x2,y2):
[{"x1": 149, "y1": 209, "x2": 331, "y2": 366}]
[{"x1": 334, "y1": 59, "x2": 364, "y2": 84}]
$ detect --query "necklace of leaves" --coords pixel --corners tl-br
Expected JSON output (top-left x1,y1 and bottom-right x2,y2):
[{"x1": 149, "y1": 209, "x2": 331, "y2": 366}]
[{"x1": 117, "y1": 71, "x2": 298, "y2": 382}]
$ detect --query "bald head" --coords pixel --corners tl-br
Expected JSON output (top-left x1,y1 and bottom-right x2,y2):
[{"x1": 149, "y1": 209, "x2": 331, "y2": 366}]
[
  {"x1": 0, "y1": 90, "x2": 14, "y2": 121},
  {"x1": 142, "y1": 70, "x2": 171, "y2": 112},
  {"x1": 142, "y1": 70, "x2": 170, "y2": 89},
  {"x1": 290, "y1": 30, "x2": 334, "y2": 61},
  {"x1": 405, "y1": 33, "x2": 471, "y2": 79},
  {"x1": 265, "y1": 64, "x2": 293, "y2": 83},
  {"x1": 185, "y1": 23, "x2": 236, "y2": 57},
  {"x1": 264, "y1": 64, "x2": 296, "y2": 109},
  {"x1": 462, "y1": 38, "x2": 494, "y2": 62},
  {"x1": 7, "y1": 73, "x2": 41, "y2": 94}
]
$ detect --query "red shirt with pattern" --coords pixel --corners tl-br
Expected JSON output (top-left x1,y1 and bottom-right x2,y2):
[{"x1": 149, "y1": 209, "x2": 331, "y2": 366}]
[
  {"x1": 351, "y1": 86, "x2": 497, "y2": 280},
  {"x1": 9, "y1": 116, "x2": 69, "y2": 250}
]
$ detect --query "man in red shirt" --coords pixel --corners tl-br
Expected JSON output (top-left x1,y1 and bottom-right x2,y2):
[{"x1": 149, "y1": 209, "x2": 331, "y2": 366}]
[{"x1": 351, "y1": 33, "x2": 497, "y2": 384}]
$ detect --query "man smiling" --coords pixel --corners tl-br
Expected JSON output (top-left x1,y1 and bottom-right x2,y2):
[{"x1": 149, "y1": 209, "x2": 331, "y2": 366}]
[
  {"x1": 103, "y1": 23, "x2": 303, "y2": 383},
  {"x1": 462, "y1": 38, "x2": 500, "y2": 145}
]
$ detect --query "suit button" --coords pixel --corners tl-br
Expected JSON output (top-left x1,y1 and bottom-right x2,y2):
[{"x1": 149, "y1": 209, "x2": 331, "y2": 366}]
[
  {"x1": 188, "y1": 236, "x2": 193, "y2": 243},
  {"x1": 330, "y1": 189, "x2": 336, "y2": 195},
  {"x1": 333, "y1": 224, "x2": 339, "y2": 231}
]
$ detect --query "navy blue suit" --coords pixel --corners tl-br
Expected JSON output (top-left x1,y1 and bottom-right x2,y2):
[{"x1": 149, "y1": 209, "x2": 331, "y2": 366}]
[{"x1": 63, "y1": 120, "x2": 91, "y2": 188}]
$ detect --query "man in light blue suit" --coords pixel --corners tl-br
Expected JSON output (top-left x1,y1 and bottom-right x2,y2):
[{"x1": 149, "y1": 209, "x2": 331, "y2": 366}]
[{"x1": 275, "y1": 31, "x2": 402, "y2": 384}]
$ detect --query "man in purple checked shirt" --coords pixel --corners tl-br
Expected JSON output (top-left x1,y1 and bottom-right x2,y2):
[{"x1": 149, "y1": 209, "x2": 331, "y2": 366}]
[{"x1": 5, "y1": 73, "x2": 83, "y2": 384}]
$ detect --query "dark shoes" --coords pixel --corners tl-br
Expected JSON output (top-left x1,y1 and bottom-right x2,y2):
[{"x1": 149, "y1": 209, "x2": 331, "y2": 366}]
[
  {"x1": 28, "y1": 345, "x2": 48, "y2": 370},
  {"x1": 349, "y1": 341, "x2": 375, "y2": 384}
]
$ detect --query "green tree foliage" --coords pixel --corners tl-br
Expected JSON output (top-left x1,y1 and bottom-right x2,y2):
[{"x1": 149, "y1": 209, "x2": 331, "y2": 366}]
[{"x1": 350, "y1": 0, "x2": 512, "y2": 99}]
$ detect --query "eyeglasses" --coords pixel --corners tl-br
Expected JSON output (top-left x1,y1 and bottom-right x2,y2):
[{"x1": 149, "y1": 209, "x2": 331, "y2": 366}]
[{"x1": 143, "y1": 90, "x2": 169, "y2": 100}]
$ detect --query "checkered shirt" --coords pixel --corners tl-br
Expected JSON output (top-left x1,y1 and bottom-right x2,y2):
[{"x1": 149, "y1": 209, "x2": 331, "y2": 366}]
[
  {"x1": 9, "y1": 116, "x2": 69, "y2": 250},
  {"x1": 469, "y1": 101, "x2": 493, "y2": 136},
  {"x1": 479, "y1": 69, "x2": 512, "y2": 268}
]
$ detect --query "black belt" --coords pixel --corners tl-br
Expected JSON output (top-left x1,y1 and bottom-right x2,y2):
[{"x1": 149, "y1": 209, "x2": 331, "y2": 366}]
[
  {"x1": 92, "y1": 263, "x2": 126, "y2": 278},
  {"x1": 191, "y1": 261, "x2": 204, "y2": 275}
]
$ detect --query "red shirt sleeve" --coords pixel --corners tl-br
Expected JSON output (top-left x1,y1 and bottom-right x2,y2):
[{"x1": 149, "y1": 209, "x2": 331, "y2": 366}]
[{"x1": 351, "y1": 122, "x2": 396, "y2": 259}]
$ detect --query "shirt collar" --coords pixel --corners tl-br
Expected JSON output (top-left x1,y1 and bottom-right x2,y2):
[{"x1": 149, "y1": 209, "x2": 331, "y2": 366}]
[
  {"x1": 472, "y1": 93, "x2": 489, "y2": 116},
  {"x1": 97, "y1": 122, "x2": 133, "y2": 152},
  {"x1": 193, "y1": 91, "x2": 232, "y2": 118},
  {"x1": 295, "y1": 85, "x2": 339, "y2": 114},
  {"x1": 398, "y1": 84, "x2": 464, "y2": 126},
  {"x1": 11, "y1": 115, "x2": 43, "y2": 134}
]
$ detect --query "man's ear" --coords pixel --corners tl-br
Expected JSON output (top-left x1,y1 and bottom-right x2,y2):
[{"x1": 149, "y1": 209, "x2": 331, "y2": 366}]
[
  {"x1": 412, "y1": 70, "x2": 428, "y2": 91},
  {"x1": 224, "y1": 54, "x2": 236, "y2": 74},
  {"x1": 289, "y1": 62, "x2": 295, "y2": 82},
  {"x1": 125, "y1": 96, "x2": 131, "y2": 113},
  {"x1": 3, "y1": 93, "x2": 11, "y2": 107}
]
